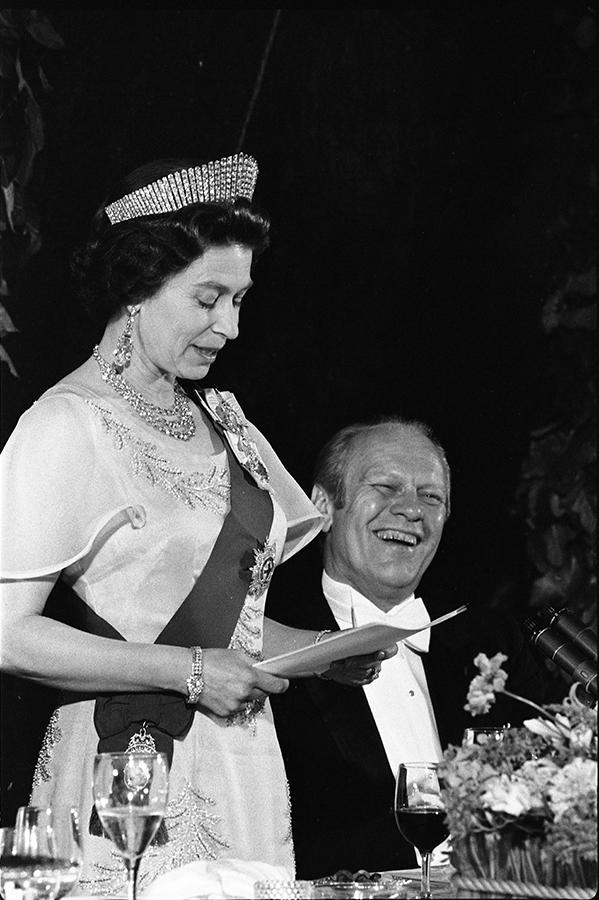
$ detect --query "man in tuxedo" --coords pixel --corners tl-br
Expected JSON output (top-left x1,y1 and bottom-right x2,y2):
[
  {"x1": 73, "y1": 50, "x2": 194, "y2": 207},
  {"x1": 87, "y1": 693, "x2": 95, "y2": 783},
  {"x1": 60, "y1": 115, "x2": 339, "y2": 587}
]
[{"x1": 267, "y1": 416, "x2": 549, "y2": 879}]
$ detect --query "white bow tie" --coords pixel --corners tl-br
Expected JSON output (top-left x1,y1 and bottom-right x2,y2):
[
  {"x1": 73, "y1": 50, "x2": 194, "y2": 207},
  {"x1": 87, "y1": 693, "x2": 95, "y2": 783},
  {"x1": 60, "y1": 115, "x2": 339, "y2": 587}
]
[
  {"x1": 322, "y1": 573, "x2": 431, "y2": 653},
  {"x1": 354, "y1": 596, "x2": 431, "y2": 654}
]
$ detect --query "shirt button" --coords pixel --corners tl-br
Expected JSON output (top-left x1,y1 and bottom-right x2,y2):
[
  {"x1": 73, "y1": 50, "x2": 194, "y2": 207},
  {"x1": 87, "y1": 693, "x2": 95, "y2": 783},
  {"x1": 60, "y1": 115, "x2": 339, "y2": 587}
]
[{"x1": 409, "y1": 690, "x2": 415, "y2": 696}]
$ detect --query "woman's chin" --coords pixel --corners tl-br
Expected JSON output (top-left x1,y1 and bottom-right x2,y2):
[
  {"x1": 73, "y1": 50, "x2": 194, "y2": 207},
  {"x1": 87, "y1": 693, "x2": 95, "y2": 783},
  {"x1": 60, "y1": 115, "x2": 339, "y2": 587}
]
[{"x1": 178, "y1": 360, "x2": 212, "y2": 381}]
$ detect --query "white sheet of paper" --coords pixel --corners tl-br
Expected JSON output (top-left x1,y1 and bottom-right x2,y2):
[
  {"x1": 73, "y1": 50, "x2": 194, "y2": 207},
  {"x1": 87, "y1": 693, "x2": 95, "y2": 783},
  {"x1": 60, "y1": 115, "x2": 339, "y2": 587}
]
[{"x1": 255, "y1": 605, "x2": 467, "y2": 677}]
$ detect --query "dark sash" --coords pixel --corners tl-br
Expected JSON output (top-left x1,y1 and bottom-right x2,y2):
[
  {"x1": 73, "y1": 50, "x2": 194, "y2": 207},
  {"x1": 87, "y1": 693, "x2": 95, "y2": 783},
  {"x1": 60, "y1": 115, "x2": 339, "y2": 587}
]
[{"x1": 48, "y1": 398, "x2": 274, "y2": 836}]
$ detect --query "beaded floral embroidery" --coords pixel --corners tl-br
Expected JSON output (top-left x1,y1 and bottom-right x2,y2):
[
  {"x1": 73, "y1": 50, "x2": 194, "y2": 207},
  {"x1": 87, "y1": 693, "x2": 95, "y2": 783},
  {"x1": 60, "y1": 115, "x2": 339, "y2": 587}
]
[
  {"x1": 284, "y1": 777, "x2": 295, "y2": 850},
  {"x1": 81, "y1": 782, "x2": 230, "y2": 896},
  {"x1": 227, "y1": 584, "x2": 268, "y2": 732},
  {"x1": 225, "y1": 696, "x2": 267, "y2": 733},
  {"x1": 31, "y1": 708, "x2": 62, "y2": 787},
  {"x1": 79, "y1": 856, "x2": 125, "y2": 898},
  {"x1": 141, "y1": 782, "x2": 230, "y2": 885},
  {"x1": 87, "y1": 402, "x2": 230, "y2": 513},
  {"x1": 229, "y1": 594, "x2": 264, "y2": 657}
]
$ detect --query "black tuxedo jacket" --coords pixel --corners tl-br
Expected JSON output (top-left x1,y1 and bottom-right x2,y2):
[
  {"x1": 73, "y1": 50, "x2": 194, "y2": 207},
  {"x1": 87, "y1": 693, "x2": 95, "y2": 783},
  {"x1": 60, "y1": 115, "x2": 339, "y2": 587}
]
[{"x1": 267, "y1": 572, "x2": 551, "y2": 880}]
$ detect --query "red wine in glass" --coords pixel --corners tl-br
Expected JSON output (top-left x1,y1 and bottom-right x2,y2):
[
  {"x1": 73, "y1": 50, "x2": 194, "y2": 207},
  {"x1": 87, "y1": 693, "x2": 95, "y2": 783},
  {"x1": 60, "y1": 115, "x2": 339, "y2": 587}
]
[
  {"x1": 394, "y1": 807, "x2": 448, "y2": 854},
  {"x1": 394, "y1": 763, "x2": 448, "y2": 899}
]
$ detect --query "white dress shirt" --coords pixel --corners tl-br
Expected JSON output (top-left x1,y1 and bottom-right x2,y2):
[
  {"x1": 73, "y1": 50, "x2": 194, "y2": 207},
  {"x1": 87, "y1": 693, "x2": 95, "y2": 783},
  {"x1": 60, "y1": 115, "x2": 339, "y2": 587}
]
[{"x1": 322, "y1": 571, "x2": 443, "y2": 775}]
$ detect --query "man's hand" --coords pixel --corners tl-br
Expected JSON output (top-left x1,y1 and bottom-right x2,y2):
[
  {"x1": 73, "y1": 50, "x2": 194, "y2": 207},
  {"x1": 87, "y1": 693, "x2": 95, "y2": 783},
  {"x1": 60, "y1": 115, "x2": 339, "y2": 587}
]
[{"x1": 319, "y1": 643, "x2": 398, "y2": 686}]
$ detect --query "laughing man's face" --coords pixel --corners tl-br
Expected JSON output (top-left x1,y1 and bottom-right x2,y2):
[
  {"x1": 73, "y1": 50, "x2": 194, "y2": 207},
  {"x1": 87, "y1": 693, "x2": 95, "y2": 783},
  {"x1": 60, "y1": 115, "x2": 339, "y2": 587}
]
[{"x1": 319, "y1": 423, "x2": 449, "y2": 611}]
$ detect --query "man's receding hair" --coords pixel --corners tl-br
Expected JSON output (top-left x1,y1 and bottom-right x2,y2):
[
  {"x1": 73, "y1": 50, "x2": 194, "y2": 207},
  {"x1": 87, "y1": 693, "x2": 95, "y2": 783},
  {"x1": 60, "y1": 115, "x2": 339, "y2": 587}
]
[{"x1": 313, "y1": 416, "x2": 451, "y2": 516}]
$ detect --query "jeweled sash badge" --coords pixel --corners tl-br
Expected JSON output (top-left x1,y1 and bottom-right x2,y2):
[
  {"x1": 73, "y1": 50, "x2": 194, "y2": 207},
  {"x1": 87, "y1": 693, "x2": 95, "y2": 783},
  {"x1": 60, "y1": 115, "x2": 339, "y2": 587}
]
[{"x1": 249, "y1": 540, "x2": 277, "y2": 598}]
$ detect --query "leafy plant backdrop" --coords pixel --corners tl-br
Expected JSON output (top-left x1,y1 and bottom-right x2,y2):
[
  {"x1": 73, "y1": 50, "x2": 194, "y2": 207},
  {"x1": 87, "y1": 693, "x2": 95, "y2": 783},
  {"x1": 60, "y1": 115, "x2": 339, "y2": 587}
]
[{"x1": 512, "y1": 9, "x2": 596, "y2": 633}]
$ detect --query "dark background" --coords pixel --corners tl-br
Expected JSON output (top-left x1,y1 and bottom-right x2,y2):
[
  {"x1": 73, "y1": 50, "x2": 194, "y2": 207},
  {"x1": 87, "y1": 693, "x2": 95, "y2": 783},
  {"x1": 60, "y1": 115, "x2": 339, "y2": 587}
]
[{"x1": 1, "y1": 7, "x2": 596, "y2": 821}]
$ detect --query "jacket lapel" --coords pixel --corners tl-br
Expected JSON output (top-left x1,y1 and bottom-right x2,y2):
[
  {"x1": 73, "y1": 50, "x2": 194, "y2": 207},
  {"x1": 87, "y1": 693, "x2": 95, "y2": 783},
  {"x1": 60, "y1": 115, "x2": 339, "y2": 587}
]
[
  {"x1": 303, "y1": 603, "x2": 395, "y2": 782},
  {"x1": 423, "y1": 629, "x2": 470, "y2": 748}
]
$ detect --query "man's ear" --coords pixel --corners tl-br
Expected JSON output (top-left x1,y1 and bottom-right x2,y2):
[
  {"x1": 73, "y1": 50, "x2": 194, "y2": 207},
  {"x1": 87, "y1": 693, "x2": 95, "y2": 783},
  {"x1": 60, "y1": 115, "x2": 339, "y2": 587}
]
[{"x1": 311, "y1": 484, "x2": 335, "y2": 533}]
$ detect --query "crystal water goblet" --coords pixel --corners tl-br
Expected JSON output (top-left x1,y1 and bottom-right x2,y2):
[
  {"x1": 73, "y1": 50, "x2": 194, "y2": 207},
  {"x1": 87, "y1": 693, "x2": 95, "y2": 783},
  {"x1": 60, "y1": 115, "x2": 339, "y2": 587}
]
[
  {"x1": 92, "y1": 751, "x2": 169, "y2": 900},
  {"x1": 462, "y1": 725, "x2": 508, "y2": 746},
  {"x1": 0, "y1": 806, "x2": 81, "y2": 899}
]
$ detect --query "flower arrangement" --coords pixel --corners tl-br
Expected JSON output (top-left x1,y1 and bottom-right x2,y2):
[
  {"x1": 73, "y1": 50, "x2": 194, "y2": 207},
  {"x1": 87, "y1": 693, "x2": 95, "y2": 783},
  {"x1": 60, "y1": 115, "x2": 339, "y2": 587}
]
[{"x1": 439, "y1": 653, "x2": 597, "y2": 896}]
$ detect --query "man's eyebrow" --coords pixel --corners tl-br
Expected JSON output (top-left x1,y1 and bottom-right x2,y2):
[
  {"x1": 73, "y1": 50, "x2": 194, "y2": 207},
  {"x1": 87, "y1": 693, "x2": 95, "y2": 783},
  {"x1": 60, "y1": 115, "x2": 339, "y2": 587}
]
[{"x1": 363, "y1": 470, "x2": 446, "y2": 490}]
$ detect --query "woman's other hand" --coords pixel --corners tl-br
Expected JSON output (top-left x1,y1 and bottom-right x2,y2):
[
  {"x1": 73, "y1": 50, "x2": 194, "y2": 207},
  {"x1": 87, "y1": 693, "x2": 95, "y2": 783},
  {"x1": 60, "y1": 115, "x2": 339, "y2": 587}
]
[
  {"x1": 198, "y1": 649, "x2": 289, "y2": 716},
  {"x1": 319, "y1": 643, "x2": 398, "y2": 686}
]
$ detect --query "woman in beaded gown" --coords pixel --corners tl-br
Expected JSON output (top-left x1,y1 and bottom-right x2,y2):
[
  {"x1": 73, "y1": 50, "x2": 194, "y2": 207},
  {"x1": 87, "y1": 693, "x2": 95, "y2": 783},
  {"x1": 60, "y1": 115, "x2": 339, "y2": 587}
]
[{"x1": 0, "y1": 154, "x2": 395, "y2": 895}]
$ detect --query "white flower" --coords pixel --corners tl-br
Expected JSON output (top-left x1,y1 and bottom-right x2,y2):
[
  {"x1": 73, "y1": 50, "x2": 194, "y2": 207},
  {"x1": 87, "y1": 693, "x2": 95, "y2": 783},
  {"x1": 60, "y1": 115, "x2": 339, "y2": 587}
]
[
  {"x1": 524, "y1": 712, "x2": 595, "y2": 751},
  {"x1": 481, "y1": 774, "x2": 541, "y2": 817},
  {"x1": 570, "y1": 724, "x2": 595, "y2": 752},
  {"x1": 464, "y1": 653, "x2": 509, "y2": 715},
  {"x1": 548, "y1": 758, "x2": 597, "y2": 821},
  {"x1": 465, "y1": 675, "x2": 495, "y2": 715},
  {"x1": 518, "y1": 758, "x2": 560, "y2": 795},
  {"x1": 473, "y1": 652, "x2": 508, "y2": 676},
  {"x1": 523, "y1": 714, "x2": 570, "y2": 741}
]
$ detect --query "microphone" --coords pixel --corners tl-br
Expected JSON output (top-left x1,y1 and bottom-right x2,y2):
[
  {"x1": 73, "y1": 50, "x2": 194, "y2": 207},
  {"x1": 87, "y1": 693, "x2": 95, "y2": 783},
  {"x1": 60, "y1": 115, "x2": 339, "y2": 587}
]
[
  {"x1": 542, "y1": 605, "x2": 597, "y2": 661},
  {"x1": 523, "y1": 607, "x2": 597, "y2": 701}
]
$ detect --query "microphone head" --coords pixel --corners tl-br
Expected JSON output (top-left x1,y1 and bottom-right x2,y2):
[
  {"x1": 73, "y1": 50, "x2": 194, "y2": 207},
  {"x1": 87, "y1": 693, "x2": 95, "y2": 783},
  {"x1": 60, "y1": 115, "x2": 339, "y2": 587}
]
[
  {"x1": 543, "y1": 605, "x2": 597, "y2": 662},
  {"x1": 522, "y1": 612, "x2": 598, "y2": 698}
]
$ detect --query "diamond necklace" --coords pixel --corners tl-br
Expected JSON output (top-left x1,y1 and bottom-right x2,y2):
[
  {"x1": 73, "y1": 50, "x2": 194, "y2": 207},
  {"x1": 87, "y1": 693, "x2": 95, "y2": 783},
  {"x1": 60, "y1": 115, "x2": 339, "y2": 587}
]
[{"x1": 92, "y1": 346, "x2": 196, "y2": 441}]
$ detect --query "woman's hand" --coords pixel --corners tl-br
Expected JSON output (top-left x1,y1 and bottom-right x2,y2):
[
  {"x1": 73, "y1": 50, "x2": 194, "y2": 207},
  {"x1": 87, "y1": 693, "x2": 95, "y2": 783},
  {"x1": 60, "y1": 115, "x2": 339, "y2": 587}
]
[
  {"x1": 319, "y1": 643, "x2": 398, "y2": 687},
  {"x1": 198, "y1": 648, "x2": 289, "y2": 717}
]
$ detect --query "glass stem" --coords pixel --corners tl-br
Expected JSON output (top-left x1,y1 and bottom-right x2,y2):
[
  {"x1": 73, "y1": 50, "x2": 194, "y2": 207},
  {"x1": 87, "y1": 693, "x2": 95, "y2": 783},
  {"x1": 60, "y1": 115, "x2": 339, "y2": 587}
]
[
  {"x1": 125, "y1": 856, "x2": 141, "y2": 900},
  {"x1": 420, "y1": 850, "x2": 432, "y2": 898}
]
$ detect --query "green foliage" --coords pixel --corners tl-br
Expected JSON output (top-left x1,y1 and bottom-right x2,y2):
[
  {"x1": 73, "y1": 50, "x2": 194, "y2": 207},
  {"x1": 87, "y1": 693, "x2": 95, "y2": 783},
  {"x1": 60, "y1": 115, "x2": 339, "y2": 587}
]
[{"x1": 0, "y1": 9, "x2": 63, "y2": 375}]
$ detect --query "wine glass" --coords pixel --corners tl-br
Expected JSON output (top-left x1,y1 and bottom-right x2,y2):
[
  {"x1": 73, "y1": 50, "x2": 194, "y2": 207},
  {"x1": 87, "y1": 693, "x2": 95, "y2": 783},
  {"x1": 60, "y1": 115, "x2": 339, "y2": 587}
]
[
  {"x1": 1, "y1": 806, "x2": 81, "y2": 899},
  {"x1": 93, "y1": 751, "x2": 169, "y2": 900},
  {"x1": 394, "y1": 762, "x2": 448, "y2": 899},
  {"x1": 462, "y1": 725, "x2": 507, "y2": 746},
  {"x1": 0, "y1": 826, "x2": 16, "y2": 899}
]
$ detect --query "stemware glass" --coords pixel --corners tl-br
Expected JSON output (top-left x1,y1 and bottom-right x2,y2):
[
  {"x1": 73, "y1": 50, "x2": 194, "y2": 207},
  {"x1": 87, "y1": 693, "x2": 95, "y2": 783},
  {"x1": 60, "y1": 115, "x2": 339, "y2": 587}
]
[
  {"x1": 0, "y1": 806, "x2": 81, "y2": 900},
  {"x1": 92, "y1": 751, "x2": 169, "y2": 900},
  {"x1": 394, "y1": 762, "x2": 448, "y2": 899},
  {"x1": 0, "y1": 826, "x2": 16, "y2": 899},
  {"x1": 0, "y1": 826, "x2": 16, "y2": 857},
  {"x1": 462, "y1": 725, "x2": 507, "y2": 746}
]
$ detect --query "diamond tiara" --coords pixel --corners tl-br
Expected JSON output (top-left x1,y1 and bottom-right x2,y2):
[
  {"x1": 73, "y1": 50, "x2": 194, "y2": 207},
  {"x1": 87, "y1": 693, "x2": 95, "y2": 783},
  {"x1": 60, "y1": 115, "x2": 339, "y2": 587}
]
[{"x1": 104, "y1": 153, "x2": 259, "y2": 225}]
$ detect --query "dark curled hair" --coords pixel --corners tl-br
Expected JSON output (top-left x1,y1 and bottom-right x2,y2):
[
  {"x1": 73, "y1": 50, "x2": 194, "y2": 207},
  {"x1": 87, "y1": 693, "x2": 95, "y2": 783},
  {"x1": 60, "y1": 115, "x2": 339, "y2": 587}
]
[
  {"x1": 313, "y1": 415, "x2": 451, "y2": 516},
  {"x1": 71, "y1": 158, "x2": 271, "y2": 324}
]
